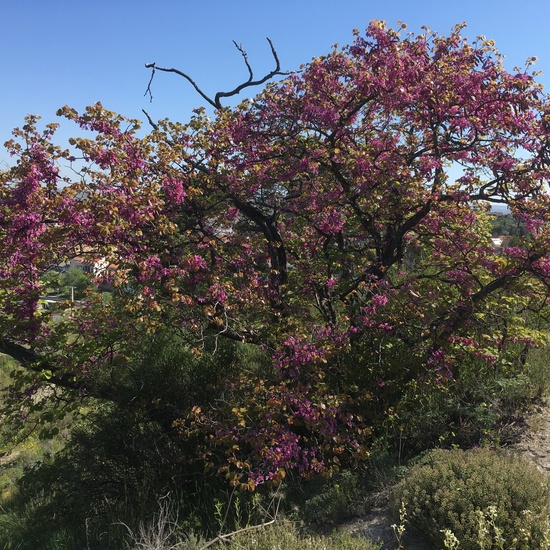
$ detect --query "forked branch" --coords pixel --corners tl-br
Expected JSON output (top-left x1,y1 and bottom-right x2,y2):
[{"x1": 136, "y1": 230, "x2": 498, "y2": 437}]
[{"x1": 144, "y1": 38, "x2": 287, "y2": 109}]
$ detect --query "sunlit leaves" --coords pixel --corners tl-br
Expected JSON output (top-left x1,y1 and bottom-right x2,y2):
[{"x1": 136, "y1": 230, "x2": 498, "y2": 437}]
[{"x1": 2, "y1": 21, "x2": 550, "y2": 488}]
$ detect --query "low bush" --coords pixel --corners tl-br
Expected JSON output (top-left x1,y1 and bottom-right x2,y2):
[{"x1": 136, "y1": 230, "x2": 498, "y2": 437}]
[
  {"x1": 290, "y1": 469, "x2": 367, "y2": 529},
  {"x1": 393, "y1": 447, "x2": 550, "y2": 549}
]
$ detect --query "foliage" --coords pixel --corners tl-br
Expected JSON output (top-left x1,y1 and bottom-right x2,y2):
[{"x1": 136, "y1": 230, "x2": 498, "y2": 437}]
[
  {"x1": 0, "y1": 333, "x2": 278, "y2": 547},
  {"x1": 59, "y1": 267, "x2": 90, "y2": 299},
  {"x1": 2, "y1": 20, "x2": 550, "y2": 491},
  {"x1": 40, "y1": 267, "x2": 90, "y2": 299},
  {"x1": 393, "y1": 448, "x2": 550, "y2": 549},
  {"x1": 0, "y1": 352, "x2": 16, "y2": 389},
  {"x1": 490, "y1": 213, "x2": 527, "y2": 238},
  {"x1": 288, "y1": 469, "x2": 368, "y2": 529}
]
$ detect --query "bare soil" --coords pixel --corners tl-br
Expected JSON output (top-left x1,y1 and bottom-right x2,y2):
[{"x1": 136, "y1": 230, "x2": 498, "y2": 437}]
[{"x1": 508, "y1": 400, "x2": 550, "y2": 472}]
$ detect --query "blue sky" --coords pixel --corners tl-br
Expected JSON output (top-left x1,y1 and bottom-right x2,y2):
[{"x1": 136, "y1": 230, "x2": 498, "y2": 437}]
[{"x1": 2, "y1": 0, "x2": 550, "y2": 166}]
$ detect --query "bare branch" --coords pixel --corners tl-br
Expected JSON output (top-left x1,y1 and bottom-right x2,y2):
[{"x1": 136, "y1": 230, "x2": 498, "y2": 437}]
[
  {"x1": 199, "y1": 491, "x2": 282, "y2": 550},
  {"x1": 144, "y1": 63, "x2": 156, "y2": 102},
  {"x1": 233, "y1": 41, "x2": 253, "y2": 82},
  {"x1": 214, "y1": 38, "x2": 287, "y2": 106},
  {"x1": 199, "y1": 520, "x2": 277, "y2": 550},
  {"x1": 144, "y1": 38, "x2": 288, "y2": 110},
  {"x1": 141, "y1": 109, "x2": 159, "y2": 131},
  {"x1": 144, "y1": 62, "x2": 218, "y2": 108}
]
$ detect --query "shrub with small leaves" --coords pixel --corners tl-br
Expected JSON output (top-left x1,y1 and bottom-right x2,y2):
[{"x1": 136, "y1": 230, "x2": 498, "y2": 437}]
[{"x1": 393, "y1": 448, "x2": 550, "y2": 549}]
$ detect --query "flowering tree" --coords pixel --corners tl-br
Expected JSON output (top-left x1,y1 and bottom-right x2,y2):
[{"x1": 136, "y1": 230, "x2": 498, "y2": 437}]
[{"x1": 2, "y1": 22, "x2": 550, "y2": 488}]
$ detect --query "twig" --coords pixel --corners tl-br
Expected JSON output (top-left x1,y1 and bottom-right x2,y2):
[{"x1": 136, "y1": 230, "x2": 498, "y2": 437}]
[
  {"x1": 199, "y1": 519, "x2": 277, "y2": 550},
  {"x1": 141, "y1": 109, "x2": 159, "y2": 131}
]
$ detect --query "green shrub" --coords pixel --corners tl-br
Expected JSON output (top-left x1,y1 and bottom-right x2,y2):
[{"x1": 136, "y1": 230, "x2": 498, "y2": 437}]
[
  {"x1": 295, "y1": 470, "x2": 367, "y2": 529},
  {"x1": 393, "y1": 448, "x2": 550, "y2": 549},
  {"x1": 524, "y1": 345, "x2": 550, "y2": 398},
  {"x1": 0, "y1": 332, "x2": 275, "y2": 548}
]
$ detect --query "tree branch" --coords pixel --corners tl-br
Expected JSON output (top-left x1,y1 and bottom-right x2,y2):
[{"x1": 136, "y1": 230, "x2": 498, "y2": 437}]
[
  {"x1": 144, "y1": 38, "x2": 288, "y2": 109},
  {"x1": 0, "y1": 339, "x2": 82, "y2": 392},
  {"x1": 199, "y1": 519, "x2": 277, "y2": 550},
  {"x1": 233, "y1": 40, "x2": 254, "y2": 82},
  {"x1": 141, "y1": 109, "x2": 159, "y2": 131}
]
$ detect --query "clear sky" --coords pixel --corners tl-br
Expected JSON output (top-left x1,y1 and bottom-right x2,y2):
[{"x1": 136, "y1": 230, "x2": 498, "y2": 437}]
[{"x1": 2, "y1": 0, "x2": 550, "y2": 166}]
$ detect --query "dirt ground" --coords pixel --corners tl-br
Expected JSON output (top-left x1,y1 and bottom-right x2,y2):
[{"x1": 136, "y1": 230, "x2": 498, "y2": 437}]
[
  {"x1": 342, "y1": 399, "x2": 550, "y2": 549},
  {"x1": 508, "y1": 400, "x2": 550, "y2": 471}
]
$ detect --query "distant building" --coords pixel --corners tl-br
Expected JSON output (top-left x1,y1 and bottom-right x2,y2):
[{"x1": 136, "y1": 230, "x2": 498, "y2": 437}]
[{"x1": 69, "y1": 255, "x2": 109, "y2": 276}]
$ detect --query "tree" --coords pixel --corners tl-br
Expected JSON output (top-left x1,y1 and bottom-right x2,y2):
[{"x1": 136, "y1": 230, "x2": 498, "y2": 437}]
[
  {"x1": 2, "y1": 21, "x2": 550, "y2": 488},
  {"x1": 61, "y1": 267, "x2": 90, "y2": 299}
]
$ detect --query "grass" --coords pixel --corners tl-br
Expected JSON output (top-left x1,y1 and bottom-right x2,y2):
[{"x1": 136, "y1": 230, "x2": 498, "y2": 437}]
[{"x1": 122, "y1": 512, "x2": 382, "y2": 550}]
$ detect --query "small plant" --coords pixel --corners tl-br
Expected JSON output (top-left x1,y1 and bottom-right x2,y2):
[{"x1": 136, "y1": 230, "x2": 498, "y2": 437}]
[
  {"x1": 392, "y1": 501, "x2": 407, "y2": 549},
  {"x1": 393, "y1": 447, "x2": 550, "y2": 549},
  {"x1": 442, "y1": 528, "x2": 461, "y2": 549},
  {"x1": 441, "y1": 506, "x2": 550, "y2": 549},
  {"x1": 475, "y1": 506, "x2": 505, "y2": 550}
]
